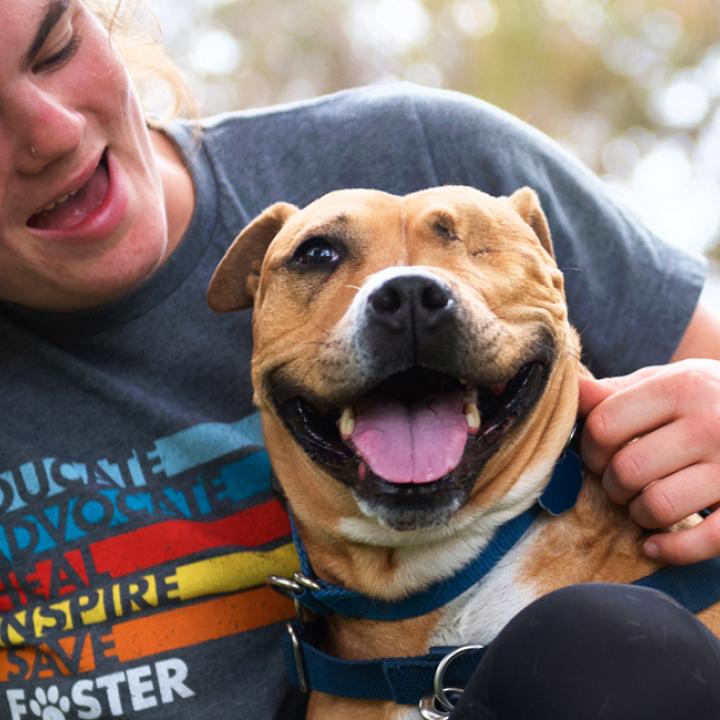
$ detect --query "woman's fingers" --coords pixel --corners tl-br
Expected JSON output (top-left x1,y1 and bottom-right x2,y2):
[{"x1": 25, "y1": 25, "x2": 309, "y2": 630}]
[{"x1": 578, "y1": 359, "x2": 720, "y2": 564}]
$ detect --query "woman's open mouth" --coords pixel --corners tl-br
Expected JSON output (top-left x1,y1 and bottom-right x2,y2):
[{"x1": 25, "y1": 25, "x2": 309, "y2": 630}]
[
  {"x1": 28, "y1": 151, "x2": 109, "y2": 231},
  {"x1": 25, "y1": 149, "x2": 128, "y2": 243},
  {"x1": 273, "y1": 359, "x2": 551, "y2": 528}
]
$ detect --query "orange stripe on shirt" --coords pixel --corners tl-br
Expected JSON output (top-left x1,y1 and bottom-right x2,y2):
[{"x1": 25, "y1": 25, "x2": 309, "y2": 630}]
[
  {"x1": 0, "y1": 632, "x2": 96, "y2": 681},
  {"x1": 102, "y1": 586, "x2": 294, "y2": 663}
]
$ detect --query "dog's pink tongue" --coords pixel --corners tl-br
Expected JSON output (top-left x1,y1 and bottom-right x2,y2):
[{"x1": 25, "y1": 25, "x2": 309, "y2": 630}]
[
  {"x1": 28, "y1": 161, "x2": 108, "y2": 231},
  {"x1": 351, "y1": 391, "x2": 468, "y2": 484}
]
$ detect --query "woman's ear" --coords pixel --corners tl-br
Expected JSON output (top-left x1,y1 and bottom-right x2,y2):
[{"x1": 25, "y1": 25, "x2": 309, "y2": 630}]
[{"x1": 207, "y1": 201, "x2": 298, "y2": 312}]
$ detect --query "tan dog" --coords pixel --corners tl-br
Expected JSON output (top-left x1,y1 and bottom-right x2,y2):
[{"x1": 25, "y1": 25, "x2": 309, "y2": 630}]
[{"x1": 207, "y1": 186, "x2": 720, "y2": 719}]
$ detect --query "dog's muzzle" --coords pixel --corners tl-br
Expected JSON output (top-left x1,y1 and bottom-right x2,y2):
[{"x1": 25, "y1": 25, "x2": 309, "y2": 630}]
[{"x1": 269, "y1": 268, "x2": 555, "y2": 530}]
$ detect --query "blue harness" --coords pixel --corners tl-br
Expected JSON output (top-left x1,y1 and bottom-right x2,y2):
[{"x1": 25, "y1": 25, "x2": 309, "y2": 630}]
[{"x1": 269, "y1": 448, "x2": 720, "y2": 706}]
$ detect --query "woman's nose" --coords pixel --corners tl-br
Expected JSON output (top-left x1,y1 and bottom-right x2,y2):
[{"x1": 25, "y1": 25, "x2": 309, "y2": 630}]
[{"x1": 13, "y1": 85, "x2": 85, "y2": 172}]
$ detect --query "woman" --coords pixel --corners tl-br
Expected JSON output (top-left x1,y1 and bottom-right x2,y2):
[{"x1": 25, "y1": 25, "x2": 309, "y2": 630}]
[{"x1": 1, "y1": 1, "x2": 719, "y2": 718}]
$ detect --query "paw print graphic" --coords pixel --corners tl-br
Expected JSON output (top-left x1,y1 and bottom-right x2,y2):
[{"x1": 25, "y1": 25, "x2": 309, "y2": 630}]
[{"x1": 29, "y1": 686, "x2": 71, "y2": 720}]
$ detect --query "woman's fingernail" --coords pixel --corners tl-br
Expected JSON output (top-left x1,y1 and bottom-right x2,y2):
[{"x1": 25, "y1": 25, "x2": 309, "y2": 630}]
[{"x1": 644, "y1": 541, "x2": 659, "y2": 558}]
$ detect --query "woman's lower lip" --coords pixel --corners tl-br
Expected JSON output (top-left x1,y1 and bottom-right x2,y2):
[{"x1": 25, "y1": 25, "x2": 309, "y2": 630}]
[{"x1": 25, "y1": 151, "x2": 129, "y2": 245}]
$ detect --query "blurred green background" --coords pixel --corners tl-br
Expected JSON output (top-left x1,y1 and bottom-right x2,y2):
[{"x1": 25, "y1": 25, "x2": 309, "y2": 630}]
[{"x1": 142, "y1": 0, "x2": 719, "y2": 305}]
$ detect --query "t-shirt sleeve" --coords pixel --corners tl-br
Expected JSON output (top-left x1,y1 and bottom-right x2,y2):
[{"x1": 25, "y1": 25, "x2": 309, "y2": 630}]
[{"x1": 403, "y1": 85, "x2": 707, "y2": 377}]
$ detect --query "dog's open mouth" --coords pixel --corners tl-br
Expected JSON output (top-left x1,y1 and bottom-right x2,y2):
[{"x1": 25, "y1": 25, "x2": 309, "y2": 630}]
[{"x1": 274, "y1": 360, "x2": 550, "y2": 528}]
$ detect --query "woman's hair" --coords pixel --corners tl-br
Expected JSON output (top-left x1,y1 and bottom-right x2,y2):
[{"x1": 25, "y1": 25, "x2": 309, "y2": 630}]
[{"x1": 85, "y1": 0, "x2": 198, "y2": 121}]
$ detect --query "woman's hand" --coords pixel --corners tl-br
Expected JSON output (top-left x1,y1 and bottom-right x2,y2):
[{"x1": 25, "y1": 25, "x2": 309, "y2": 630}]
[{"x1": 579, "y1": 359, "x2": 720, "y2": 565}]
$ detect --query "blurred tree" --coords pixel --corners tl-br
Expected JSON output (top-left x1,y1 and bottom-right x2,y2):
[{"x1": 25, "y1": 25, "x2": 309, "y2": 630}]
[{"x1": 146, "y1": 0, "x2": 720, "y2": 261}]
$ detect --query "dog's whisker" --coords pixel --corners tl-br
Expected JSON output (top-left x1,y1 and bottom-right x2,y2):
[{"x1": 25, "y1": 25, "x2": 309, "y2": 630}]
[
  {"x1": 302, "y1": 339, "x2": 333, "y2": 349},
  {"x1": 299, "y1": 355, "x2": 328, "y2": 385}
]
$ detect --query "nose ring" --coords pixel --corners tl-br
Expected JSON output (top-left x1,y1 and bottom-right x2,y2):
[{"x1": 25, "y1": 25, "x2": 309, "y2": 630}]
[{"x1": 29, "y1": 146, "x2": 38, "y2": 158}]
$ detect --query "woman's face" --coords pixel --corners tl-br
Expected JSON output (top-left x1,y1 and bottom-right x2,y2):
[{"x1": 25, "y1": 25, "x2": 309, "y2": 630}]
[{"x1": 0, "y1": 0, "x2": 176, "y2": 311}]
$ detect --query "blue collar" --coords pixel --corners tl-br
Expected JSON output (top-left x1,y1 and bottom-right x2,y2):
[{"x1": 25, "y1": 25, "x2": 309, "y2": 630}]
[
  {"x1": 281, "y1": 447, "x2": 584, "y2": 622},
  {"x1": 271, "y1": 440, "x2": 720, "y2": 706},
  {"x1": 270, "y1": 445, "x2": 584, "y2": 704}
]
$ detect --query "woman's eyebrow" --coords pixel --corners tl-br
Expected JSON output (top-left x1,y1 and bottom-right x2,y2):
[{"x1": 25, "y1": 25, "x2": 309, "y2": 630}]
[{"x1": 23, "y1": 0, "x2": 70, "y2": 69}]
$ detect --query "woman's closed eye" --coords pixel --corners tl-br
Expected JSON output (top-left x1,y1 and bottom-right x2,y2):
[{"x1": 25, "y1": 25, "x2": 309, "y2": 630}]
[{"x1": 33, "y1": 21, "x2": 82, "y2": 74}]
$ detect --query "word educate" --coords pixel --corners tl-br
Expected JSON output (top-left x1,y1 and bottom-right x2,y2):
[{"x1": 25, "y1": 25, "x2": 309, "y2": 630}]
[{"x1": 0, "y1": 416, "x2": 265, "y2": 516}]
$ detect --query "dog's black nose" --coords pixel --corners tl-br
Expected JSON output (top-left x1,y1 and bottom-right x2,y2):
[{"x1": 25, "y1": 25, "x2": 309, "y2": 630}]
[{"x1": 368, "y1": 275, "x2": 453, "y2": 331}]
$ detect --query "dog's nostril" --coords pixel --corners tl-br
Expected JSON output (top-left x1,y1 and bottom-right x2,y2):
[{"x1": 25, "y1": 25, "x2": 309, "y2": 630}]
[
  {"x1": 422, "y1": 283, "x2": 450, "y2": 311},
  {"x1": 370, "y1": 286, "x2": 403, "y2": 314},
  {"x1": 369, "y1": 277, "x2": 452, "y2": 318}
]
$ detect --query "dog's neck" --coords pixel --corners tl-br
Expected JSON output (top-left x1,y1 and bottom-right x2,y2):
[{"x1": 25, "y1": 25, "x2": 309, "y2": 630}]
[{"x1": 284, "y1": 444, "x2": 581, "y2": 624}]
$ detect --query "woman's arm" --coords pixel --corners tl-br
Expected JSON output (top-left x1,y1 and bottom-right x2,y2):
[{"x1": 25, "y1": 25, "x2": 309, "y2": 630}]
[
  {"x1": 672, "y1": 303, "x2": 720, "y2": 362},
  {"x1": 580, "y1": 303, "x2": 720, "y2": 564}
]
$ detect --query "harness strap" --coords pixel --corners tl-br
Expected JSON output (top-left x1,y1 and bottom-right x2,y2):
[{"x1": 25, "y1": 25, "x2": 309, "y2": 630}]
[
  {"x1": 633, "y1": 557, "x2": 720, "y2": 614},
  {"x1": 283, "y1": 618, "x2": 485, "y2": 704},
  {"x1": 283, "y1": 559, "x2": 720, "y2": 705}
]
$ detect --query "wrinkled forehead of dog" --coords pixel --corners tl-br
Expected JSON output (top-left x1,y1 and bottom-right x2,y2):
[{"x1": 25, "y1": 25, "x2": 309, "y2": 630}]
[
  {"x1": 276, "y1": 185, "x2": 553, "y2": 260},
  {"x1": 207, "y1": 185, "x2": 560, "y2": 313}
]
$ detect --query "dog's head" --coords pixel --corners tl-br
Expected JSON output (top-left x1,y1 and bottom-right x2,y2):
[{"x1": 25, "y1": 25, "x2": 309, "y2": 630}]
[{"x1": 208, "y1": 187, "x2": 580, "y2": 535}]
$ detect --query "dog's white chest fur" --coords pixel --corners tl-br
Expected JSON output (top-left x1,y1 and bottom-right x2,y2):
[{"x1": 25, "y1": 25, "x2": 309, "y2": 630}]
[
  {"x1": 385, "y1": 524, "x2": 546, "y2": 720},
  {"x1": 430, "y1": 520, "x2": 546, "y2": 647}
]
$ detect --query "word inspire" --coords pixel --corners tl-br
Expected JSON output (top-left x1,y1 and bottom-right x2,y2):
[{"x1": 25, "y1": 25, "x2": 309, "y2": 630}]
[{"x1": 5, "y1": 658, "x2": 194, "y2": 719}]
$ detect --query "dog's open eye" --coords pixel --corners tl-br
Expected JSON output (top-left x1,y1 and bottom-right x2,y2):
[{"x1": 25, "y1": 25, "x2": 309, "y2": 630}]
[{"x1": 292, "y1": 237, "x2": 342, "y2": 268}]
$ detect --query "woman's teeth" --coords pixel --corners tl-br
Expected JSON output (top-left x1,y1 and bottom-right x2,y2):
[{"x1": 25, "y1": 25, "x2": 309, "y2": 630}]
[{"x1": 42, "y1": 188, "x2": 80, "y2": 213}]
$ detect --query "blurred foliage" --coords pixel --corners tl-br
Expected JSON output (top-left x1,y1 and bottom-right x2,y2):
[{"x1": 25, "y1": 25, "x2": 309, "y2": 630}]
[{"x1": 147, "y1": 0, "x2": 720, "y2": 259}]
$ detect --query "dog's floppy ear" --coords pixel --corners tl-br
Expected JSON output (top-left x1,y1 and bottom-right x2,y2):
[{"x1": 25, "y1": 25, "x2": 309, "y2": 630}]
[
  {"x1": 508, "y1": 187, "x2": 554, "y2": 258},
  {"x1": 207, "y1": 202, "x2": 298, "y2": 312}
]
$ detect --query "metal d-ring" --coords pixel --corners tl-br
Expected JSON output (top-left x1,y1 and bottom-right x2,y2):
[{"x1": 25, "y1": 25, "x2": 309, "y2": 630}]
[
  {"x1": 433, "y1": 645, "x2": 484, "y2": 712},
  {"x1": 419, "y1": 694, "x2": 452, "y2": 720},
  {"x1": 286, "y1": 622, "x2": 308, "y2": 694}
]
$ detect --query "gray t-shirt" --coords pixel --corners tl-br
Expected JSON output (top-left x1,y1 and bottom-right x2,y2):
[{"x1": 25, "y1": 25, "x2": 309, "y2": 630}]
[{"x1": 0, "y1": 84, "x2": 706, "y2": 720}]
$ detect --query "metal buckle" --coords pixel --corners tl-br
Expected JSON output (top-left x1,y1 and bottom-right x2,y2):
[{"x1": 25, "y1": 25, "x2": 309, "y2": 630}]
[
  {"x1": 268, "y1": 572, "x2": 321, "y2": 596},
  {"x1": 293, "y1": 572, "x2": 322, "y2": 591},
  {"x1": 286, "y1": 622, "x2": 308, "y2": 694},
  {"x1": 268, "y1": 575, "x2": 303, "y2": 595},
  {"x1": 268, "y1": 572, "x2": 321, "y2": 621},
  {"x1": 419, "y1": 645, "x2": 484, "y2": 719}
]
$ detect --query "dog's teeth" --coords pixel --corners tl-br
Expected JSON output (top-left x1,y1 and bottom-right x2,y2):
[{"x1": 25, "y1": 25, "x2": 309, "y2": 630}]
[
  {"x1": 464, "y1": 386, "x2": 477, "y2": 404},
  {"x1": 464, "y1": 402, "x2": 481, "y2": 435},
  {"x1": 339, "y1": 406, "x2": 356, "y2": 439}
]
